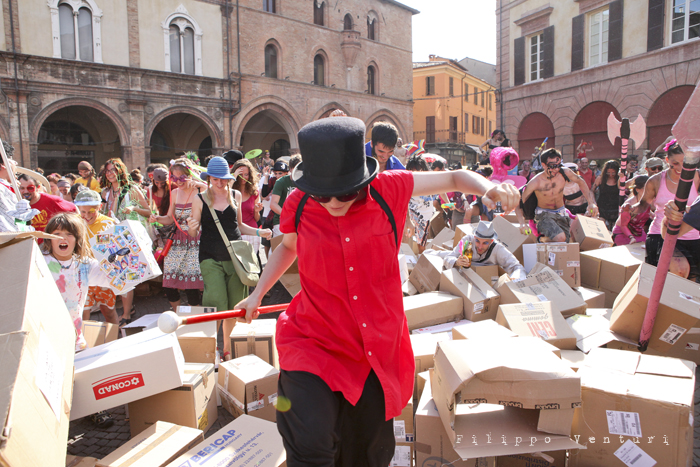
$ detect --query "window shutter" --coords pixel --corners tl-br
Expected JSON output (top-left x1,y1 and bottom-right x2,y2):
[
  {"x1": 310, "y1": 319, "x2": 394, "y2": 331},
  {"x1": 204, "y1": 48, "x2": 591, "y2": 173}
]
[
  {"x1": 571, "y1": 14, "x2": 585, "y2": 72},
  {"x1": 542, "y1": 26, "x2": 555, "y2": 79},
  {"x1": 426, "y1": 77, "x2": 430, "y2": 96},
  {"x1": 608, "y1": 0, "x2": 624, "y2": 62},
  {"x1": 647, "y1": 0, "x2": 665, "y2": 51},
  {"x1": 513, "y1": 36, "x2": 525, "y2": 86}
]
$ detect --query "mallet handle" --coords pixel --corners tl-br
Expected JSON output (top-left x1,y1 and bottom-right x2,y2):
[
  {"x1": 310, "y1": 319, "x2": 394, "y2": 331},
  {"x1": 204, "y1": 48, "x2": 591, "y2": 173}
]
[{"x1": 181, "y1": 303, "x2": 289, "y2": 325}]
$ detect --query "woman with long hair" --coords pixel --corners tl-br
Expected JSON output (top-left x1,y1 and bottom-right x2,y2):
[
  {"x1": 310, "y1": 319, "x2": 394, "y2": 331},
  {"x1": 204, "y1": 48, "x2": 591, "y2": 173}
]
[
  {"x1": 186, "y1": 156, "x2": 272, "y2": 360},
  {"x1": 99, "y1": 157, "x2": 150, "y2": 324},
  {"x1": 592, "y1": 159, "x2": 621, "y2": 230},
  {"x1": 231, "y1": 159, "x2": 264, "y2": 255},
  {"x1": 149, "y1": 159, "x2": 204, "y2": 310},
  {"x1": 612, "y1": 175, "x2": 650, "y2": 246},
  {"x1": 148, "y1": 165, "x2": 171, "y2": 216}
]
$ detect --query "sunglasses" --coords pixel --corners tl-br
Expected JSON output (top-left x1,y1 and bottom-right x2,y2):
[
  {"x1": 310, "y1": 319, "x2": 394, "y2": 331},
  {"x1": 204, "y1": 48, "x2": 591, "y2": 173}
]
[
  {"x1": 23, "y1": 185, "x2": 37, "y2": 193},
  {"x1": 648, "y1": 166, "x2": 662, "y2": 172},
  {"x1": 171, "y1": 175, "x2": 190, "y2": 183},
  {"x1": 310, "y1": 190, "x2": 361, "y2": 204},
  {"x1": 105, "y1": 168, "x2": 118, "y2": 174},
  {"x1": 108, "y1": 247, "x2": 131, "y2": 263},
  {"x1": 546, "y1": 163, "x2": 561, "y2": 169}
]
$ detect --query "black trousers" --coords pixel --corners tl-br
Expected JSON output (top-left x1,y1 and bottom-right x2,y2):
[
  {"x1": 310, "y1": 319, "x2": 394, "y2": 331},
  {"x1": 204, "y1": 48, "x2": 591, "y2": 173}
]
[{"x1": 276, "y1": 369, "x2": 395, "y2": 467}]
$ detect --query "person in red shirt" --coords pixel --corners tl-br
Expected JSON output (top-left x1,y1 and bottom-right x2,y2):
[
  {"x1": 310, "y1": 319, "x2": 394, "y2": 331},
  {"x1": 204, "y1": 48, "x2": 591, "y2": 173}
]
[
  {"x1": 577, "y1": 157, "x2": 596, "y2": 189},
  {"x1": 236, "y1": 117, "x2": 519, "y2": 467},
  {"x1": 18, "y1": 173, "x2": 77, "y2": 231}
]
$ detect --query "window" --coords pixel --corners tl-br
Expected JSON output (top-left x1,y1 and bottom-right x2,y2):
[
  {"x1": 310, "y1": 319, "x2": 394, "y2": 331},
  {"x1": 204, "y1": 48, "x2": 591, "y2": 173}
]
[
  {"x1": 368, "y1": 18, "x2": 376, "y2": 40},
  {"x1": 672, "y1": 0, "x2": 700, "y2": 44},
  {"x1": 489, "y1": 120, "x2": 492, "y2": 136},
  {"x1": 449, "y1": 116, "x2": 458, "y2": 142},
  {"x1": 367, "y1": 65, "x2": 376, "y2": 95},
  {"x1": 464, "y1": 113, "x2": 469, "y2": 133},
  {"x1": 426, "y1": 117, "x2": 436, "y2": 143},
  {"x1": 481, "y1": 117, "x2": 485, "y2": 136},
  {"x1": 589, "y1": 9, "x2": 609, "y2": 66},
  {"x1": 314, "y1": 54, "x2": 325, "y2": 85},
  {"x1": 481, "y1": 90, "x2": 485, "y2": 108},
  {"x1": 529, "y1": 32, "x2": 544, "y2": 81},
  {"x1": 314, "y1": 1, "x2": 324, "y2": 26},
  {"x1": 344, "y1": 14, "x2": 353, "y2": 30},
  {"x1": 162, "y1": 7, "x2": 203, "y2": 76},
  {"x1": 489, "y1": 93, "x2": 492, "y2": 111},
  {"x1": 473, "y1": 87, "x2": 479, "y2": 103},
  {"x1": 265, "y1": 44, "x2": 278, "y2": 78},
  {"x1": 464, "y1": 84, "x2": 469, "y2": 102},
  {"x1": 449, "y1": 77, "x2": 454, "y2": 97},
  {"x1": 51, "y1": 0, "x2": 101, "y2": 62},
  {"x1": 472, "y1": 116, "x2": 479, "y2": 135},
  {"x1": 263, "y1": 0, "x2": 276, "y2": 13},
  {"x1": 426, "y1": 76, "x2": 435, "y2": 96}
]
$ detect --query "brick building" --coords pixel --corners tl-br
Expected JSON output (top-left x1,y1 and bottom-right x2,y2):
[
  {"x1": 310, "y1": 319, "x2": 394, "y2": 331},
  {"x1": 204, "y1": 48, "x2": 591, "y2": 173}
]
[
  {"x1": 412, "y1": 55, "x2": 497, "y2": 166},
  {"x1": 2, "y1": 0, "x2": 416, "y2": 173},
  {"x1": 497, "y1": 0, "x2": 700, "y2": 162}
]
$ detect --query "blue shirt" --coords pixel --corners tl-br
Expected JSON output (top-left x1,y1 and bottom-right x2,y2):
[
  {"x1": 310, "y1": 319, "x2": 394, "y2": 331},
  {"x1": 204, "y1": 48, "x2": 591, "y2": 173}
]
[{"x1": 365, "y1": 141, "x2": 406, "y2": 170}]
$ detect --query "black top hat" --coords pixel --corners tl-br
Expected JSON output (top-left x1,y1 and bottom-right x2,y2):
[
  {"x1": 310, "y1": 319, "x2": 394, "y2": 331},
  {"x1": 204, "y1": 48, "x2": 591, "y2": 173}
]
[
  {"x1": 223, "y1": 150, "x2": 243, "y2": 166},
  {"x1": 273, "y1": 161, "x2": 289, "y2": 172},
  {"x1": 292, "y1": 117, "x2": 378, "y2": 197}
]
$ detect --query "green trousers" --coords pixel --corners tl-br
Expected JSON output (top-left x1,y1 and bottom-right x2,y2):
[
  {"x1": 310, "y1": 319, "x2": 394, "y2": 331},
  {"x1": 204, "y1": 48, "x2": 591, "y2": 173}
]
[{"x1": 199, "y1": 259, "x2": 248, "y2": 311}]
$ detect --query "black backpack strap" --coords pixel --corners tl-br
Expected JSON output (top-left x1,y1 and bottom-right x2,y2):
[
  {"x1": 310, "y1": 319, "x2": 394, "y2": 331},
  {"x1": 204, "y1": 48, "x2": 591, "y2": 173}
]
[
  {"x1": 370, "y1": 186, "x2": 398, "y2": 248},
  {"x1": 295, "y1": 193, "x2": 311, "y2": 232},
  {"x1": 473, "y1": 241, "x2": 497, "y2": 264}
]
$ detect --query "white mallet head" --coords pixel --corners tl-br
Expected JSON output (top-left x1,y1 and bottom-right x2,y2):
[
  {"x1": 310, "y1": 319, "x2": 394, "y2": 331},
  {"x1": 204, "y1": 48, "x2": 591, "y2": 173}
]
[{"x1": 158, "y1": 311, "x2": 182, "y2": 334}]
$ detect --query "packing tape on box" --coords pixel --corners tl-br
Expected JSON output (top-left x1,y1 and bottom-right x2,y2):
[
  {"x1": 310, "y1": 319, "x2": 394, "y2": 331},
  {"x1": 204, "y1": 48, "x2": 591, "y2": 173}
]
[
  {"x1": 118, "y1": 425, "x2": 182, "y2": 467},
  {"x1": 217, "y1": 383, "x2": 245, "y2": 411},
  {"x1": 184, "y1": 369, "x2": 209, "y2": 388}
]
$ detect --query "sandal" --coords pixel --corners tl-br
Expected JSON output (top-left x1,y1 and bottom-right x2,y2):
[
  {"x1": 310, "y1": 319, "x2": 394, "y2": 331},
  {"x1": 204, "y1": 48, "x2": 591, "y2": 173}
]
[
  {"x1": 90, "y1": 411, "x2": 114, "y2": 429},
  {"x1": 119, "y1": 316, "x2": 132, "y2": 327}
]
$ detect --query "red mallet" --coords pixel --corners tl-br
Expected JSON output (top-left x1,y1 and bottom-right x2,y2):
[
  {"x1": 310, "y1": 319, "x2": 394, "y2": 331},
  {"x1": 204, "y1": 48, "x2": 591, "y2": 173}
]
[{"x1": 158, "y1": 303, "x2": 289, "y2": 333}]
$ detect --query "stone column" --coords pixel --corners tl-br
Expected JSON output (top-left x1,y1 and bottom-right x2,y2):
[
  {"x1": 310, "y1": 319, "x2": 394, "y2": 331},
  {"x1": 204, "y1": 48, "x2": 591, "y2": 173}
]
[{"x1": 125, "y1": 98, "x2": 146, "y2": 169}]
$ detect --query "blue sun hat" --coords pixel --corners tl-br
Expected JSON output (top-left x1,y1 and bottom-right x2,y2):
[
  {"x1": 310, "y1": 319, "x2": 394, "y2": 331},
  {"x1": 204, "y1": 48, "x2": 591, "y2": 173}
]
[{"x1": 200, "y1": 156, "x2": 235, "y2": 181}]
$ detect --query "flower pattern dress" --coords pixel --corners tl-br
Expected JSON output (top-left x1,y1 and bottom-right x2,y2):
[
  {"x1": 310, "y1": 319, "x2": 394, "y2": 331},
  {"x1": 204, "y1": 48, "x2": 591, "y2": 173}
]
[{"x1": 163, "y1": 203, "x2": 204, "y2": 289}]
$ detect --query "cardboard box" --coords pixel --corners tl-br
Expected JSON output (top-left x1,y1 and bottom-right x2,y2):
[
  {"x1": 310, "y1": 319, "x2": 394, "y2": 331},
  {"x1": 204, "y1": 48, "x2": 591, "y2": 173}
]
[
  {"x1": 403, "y1": 292, "x2": 464, "y2": 331},
  {"x1": 431, "y1": 339, "x2": 582, "y2": 459},
  {"x1": 496, "y1": 302, "x2": 577, "y2": 350},
  {"x1": 165, "y1": 414, "x2": 286, "y2": 467},
  {"x1": 402, "y1": 279, "x2": 418, "y2": 296},
  {"x1": 82, "y1": 320, "x2": 119, "y2": 348},
  {"x1": 415, "y1": 375, "x2": 496, "y2": 467},
  {"x1": 472, "y1": 264, "x2": 499, "y2": 287},
  {"x1": 439, "y1": 268, "x2": 500, "y2": 321},
  {"x1": 175, "y1": 306, "x2": 218, "y2": 364},
  {"x1": 452, "y1": 223, "x2": 479, "y2": 248},
  {"x1": 535, "y1": 242, "x2": 581, "y2": 288},
  {"x1": 428, "y1": 226, "x2": 455, "y2": 251},
  {"x1": 71, "y1": 328, "x2": 185, "y2": 420},
  {"x1": 573, "y1": 286, "x2": 605, "y2": 309},
  {"x1": 218, "y1": 355, "x2": 279, "y2": 422},
  {"x1": 121, "y1": 313, "x2": 160, "y2": 337},
  {"x1": 497, "y1": 265, "x2": 586, "y2": 317},
  {"x1": 565, "y1": 314, "x2": 636, "y2": 353},
  {"x1": 428, "y1": 210, "x2": 448, "y2": 238},
  {"x1": 270, "y1": 234, "x2": 298, "y2": 274},
  {"x1": 560, "y1": 350, "x2": 586, "y2": 371},
  {"x1": 67, "y1": 457, "x2": 99, "y2": 467},
  {"x1": 0, "y1": 237, "x2": 76, "y2": 467},
  {"x1": 609, "y1": 263, "x2": 700, "y2": 353},
  {"x1": 279, "y1": 273, "x2": 301, "y2": 296},
  {"x1": 97, "y1": 421, "x2": 203, "y2": 467},
  {"x1": 411, "y1": 319, "x2": 472, "y2": 335},
  {"x1": 493, "y1": 216, "x2": 535, "y2": 264},
  {"x1": 570, "y1": 215, "x2": 614, "y2": 251},
  {"x1": 400, "y1": 243, "x2": 418, "y2": 271},
  {"x1": 409, "y1": 253, "x2": 444, "y2": 293},
  {"x1": 579, "y1": 245, "x2": 643, "y2": 292},
  {"x1": 410, "y1": 332, "x2": 451, "y2": 404},
  {"x1": 398, "y1": 254, "x2": 409, "y2": 283},
  {"x1": 175, "y1": 306, "x2": 217, "y2": 335},
  {"x1": 88, "y1": 219, "x2": 162, "y2": 294},
  {"x1": 496, "y1": 450, "x2": 567, "y2": 466},
  {"x1": 128, "y1": 363, "x2": 217, "y2": 436},
  {"x1": 389, "y1": 442, "x2": 414, "y2": 467},
  {"x1": 451, "y1": 319, "x2": 517, "y2": 340},
  {"x1": 394, "y1": 400, "x2": 414, "y2": 442},
  {"x1": 569, "y1": 348, "x2": 696, "y2": 467},
  {"x1": 230, "y1": 319, "x2": 279, "y2": 368}
]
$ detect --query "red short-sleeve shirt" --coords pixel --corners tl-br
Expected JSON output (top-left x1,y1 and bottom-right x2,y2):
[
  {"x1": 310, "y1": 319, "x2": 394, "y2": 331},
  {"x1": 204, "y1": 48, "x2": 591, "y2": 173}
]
[{"x1": 278, "y1": 169, "x2": 415, "y2": 420}]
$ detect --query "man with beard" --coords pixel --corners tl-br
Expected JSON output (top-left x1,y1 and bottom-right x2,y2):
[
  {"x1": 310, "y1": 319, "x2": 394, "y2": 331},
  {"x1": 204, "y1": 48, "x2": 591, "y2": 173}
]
[
  {"x1": 366, "y1": 121, "x2": 405, "y2": 172},
  {"x1": 516, "y1": 148, "x2": 598, "y2": 243}
]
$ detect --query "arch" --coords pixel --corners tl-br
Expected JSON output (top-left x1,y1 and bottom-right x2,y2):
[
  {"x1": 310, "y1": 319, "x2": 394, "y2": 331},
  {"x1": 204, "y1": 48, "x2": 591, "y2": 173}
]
[
  {"x1": 517, "y1": 112, "x2": 556, "y2": 158},
  {"x1": 313, "y1": 49, "x2": 329, "y2": 86},
  {"x1": 366, "y1": 60, "x2": 379, "y2": 95},
  {"x1": 312, "y1": 102, "x2": 351, "y2": 121},
  {"x1": 313, "y1": 0, "x2": 325, "y2": 26},
  {"x1": 145, "y1": 106, "x2": 224, "y2": 151},
  {"x1": 232, "y1": 97, "x2": 303, "y2": 150},
  {"x1": 364, "y1": 109, "x2": 407, "y2": 142},
  {"x1": 264, "y1": 38, "x2": 282, "y2": 79},
  {"x1": 30, "y1": 97, "x2": 130, "y2": 149},
  {"x1": 343, "y1": 13, "x2": 353, "y2": 30},
  {"x1": 572, "y1": 101, "x2": 621, "y2": 161},
  {"x1": 647, "y1": 85, "x2": 694, "y2": 153},
  {"x1": 367, "y1": 10, "x2": 379, "y2": 41},
  {"x1": 161, "y1": 5, "x2": 203, "y2": 75}
]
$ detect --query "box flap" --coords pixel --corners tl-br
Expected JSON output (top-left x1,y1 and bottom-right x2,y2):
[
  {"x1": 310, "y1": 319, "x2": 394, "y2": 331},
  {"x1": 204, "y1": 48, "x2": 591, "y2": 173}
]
[
  {"x1": 560, "y1": 350, "x2": 586, "y2": 370},
  {"x1": 636, "y1": 354, "x2": 695, "y2": 379},
  {"x1": 0, "y1": 331, "x2": 27, "y2": 435},
  {"x1": 410, "y1": 332, "x2": 451, "y2": 358},
  {"x1": 583, "y1": 348, "x2": 640, "y2": 375},
  {"x1": 452, "y1": 320, "x2": 517, "y2": 340},
  {"x1": 411, "y1": 319, "x2": 472, "y2": 335},
  {"x1": 0, "y1": 231, "x2": 60, "y2": 247},
  {"x1": 219, "y1": 354, "x2": 278, "y2": 384}
]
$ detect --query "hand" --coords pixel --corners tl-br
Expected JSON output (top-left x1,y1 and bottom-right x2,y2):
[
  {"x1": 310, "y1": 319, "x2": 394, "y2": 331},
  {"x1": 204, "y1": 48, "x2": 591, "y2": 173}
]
[
  {"x1": 587, "y1": 204, "x2": 599, "y2": 218},
  {"x1": 255, "y1": 202, "x2": 264, "y2": 213},
  {"x1": 148, "y1": 214, "x2": 158, "y2": 224},
  {"x1": 629, "y1": 236, "x2": 636, "y2": 244},
  {"x1": 263, "y1": 166, "x2": 270, "y2": 175},
  {"x1": 455, "y1": 255, "x2": 471, "y2": 268},
  {"x1": 258, "y1": 228, "x2": 273, "y2": 240},
  {"x1": 233, "y1": 167, "x2": 246, "y2": 179},
  {"x1": 519, "y1": 225, "x2": 531, "y2": 235},
  {"x1": 664, "y1": 200, "x2": 684, "y2": 224},
  {"x1": 234, "y1": 295, "x2": 262, "y2": 324},
  {"x1": 122, "y1": 206, "x2": 134, "y2": 214},
  {"x1": 482, "y1": 182, "x2": 520, "y2": 213},
  {"x1": 187, "y1": 216, "x2": 200, "y2": 231}
]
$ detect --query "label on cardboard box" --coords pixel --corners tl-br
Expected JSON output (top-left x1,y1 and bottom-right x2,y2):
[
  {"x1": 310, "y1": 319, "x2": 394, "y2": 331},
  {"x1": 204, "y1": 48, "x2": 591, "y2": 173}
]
[
  {"x1": 548, "y1": 252, "x2": 556, "y2": 266},
  {"x1": 606, "y1": 410, "x2": 642, "y2": 437},
  {"x1": 393, "y1": 420, "x2": 406, "y2": 440},
  {"x1": 537, "y1": 294, "x2": 548, "y2": 302},
  {"x1": 614, "y1": 440, "x2": 656, "y2": 467},
  {"x1": 659, "y1": 324, "x2": 687, "y2": 345},
  {"x1": 686, "y1": 343, "x2": 699, "y2": 351},
  {"x1": 269, "y1": 393, "x2": 278, "y2": 405},
  {"x1": 568, "y1": 261, "x2": 580, "y2": 267},
  {"x1": 474, "y1": 302, "x2": 484, "y2": 313},
  {"x1": 390, "y1": 445, "x2": 412, "y2": 467}
]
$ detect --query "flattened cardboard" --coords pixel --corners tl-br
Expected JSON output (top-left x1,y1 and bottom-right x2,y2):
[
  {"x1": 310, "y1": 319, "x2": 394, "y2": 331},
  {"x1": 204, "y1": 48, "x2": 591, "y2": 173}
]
[
  {"x1": 403, "y1": 292, "x2": 464, "y2": 331},
  {"x1": 579, "y1": 245, "x2": 642, "y2": 292},
  {"x1": 97, "y1": 421, "x2": 203, "y2": 467},
  {"x1": 439, "y1": 268, "x2": 500, "y2": 321},
  {"x1": 497, "y1": 265, "x2": 586, "y2": 317},
  {"x1": 218, "y1": 355, "x2": 279, "y2": 422},
  {"x1": 535, "y1": 242, "x2": 580, "y2": 288},
  {"x1": 82, "y1": 320, "x2": 119, "y2": 348},
  {"x1": 569, "y1": 348, "x2": 695, "y2": 467},
  {"x1": 496, "y1": 302, "x2": 577, "y2": 350},
  {"x1": 0, "y1": 239, "x2": 76, "y2": 467},
  {"x1": 493, "y1": 216, "x2": 535, "y2": 264},
  {"x1": 165, "y1": 415, "x2": 286, "y2": 467},
  {"x1": 128, "y1": 363, "x2": 217, "y2": 437},
  {"x1": 409, "y1": 253, "x2": 444, "y2": 293},
  {"x1": 609, "y1": 263, "x2": 700, "y2": 353},
  {"x1": 230, "y1": 319, "x2": 279, "y2": 368},
  {"x1": 71, "y1": 328, "x2": 185, "y2": 420},
  {"x1": 570, "y1": 215, "x2": 614, "y2": 251}
]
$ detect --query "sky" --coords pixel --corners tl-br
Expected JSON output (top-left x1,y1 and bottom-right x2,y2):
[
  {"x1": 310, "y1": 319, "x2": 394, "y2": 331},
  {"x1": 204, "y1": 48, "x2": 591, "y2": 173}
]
[{"x1": 401, "y1": 0, "x2": 498, "y2": 65}]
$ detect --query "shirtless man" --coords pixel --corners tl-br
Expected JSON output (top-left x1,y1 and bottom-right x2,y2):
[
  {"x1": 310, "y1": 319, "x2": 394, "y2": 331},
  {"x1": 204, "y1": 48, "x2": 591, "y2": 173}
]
[{"x1": 516, "y1": 148, "x2": 598, "y2": 242}]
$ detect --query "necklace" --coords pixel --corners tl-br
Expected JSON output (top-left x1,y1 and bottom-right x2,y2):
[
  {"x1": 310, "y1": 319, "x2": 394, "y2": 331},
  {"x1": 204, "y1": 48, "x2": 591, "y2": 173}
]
[
  {"x1": 667, "y1": 171, "x2": 679, "y2": 185},
  {"x1": 52, "y1": 254, "x2": 74, "y2": 269}
]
